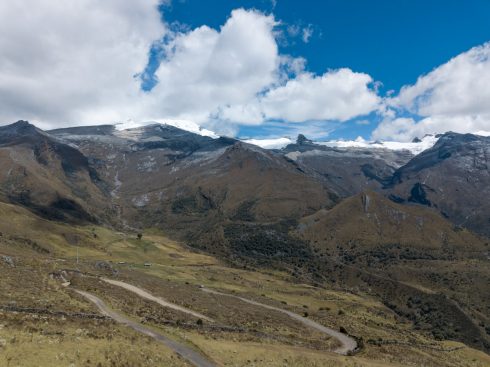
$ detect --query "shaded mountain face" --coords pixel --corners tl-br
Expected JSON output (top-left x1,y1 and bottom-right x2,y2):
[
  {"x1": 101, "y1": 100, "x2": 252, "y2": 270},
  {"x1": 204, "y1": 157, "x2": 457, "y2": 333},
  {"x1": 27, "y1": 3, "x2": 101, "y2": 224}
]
[
  {"x1": 0, "y1": 121, "x2": 108, "y2": 223},
  {"x1": 50, "y1": 124, "x2": 337, "y2": 235},
  {"x1": 387, "y1": 132, "x2": 490, "y2": 236},
  {"x1": 281, "y1": 135, "x2": 414, "y2": 197}
]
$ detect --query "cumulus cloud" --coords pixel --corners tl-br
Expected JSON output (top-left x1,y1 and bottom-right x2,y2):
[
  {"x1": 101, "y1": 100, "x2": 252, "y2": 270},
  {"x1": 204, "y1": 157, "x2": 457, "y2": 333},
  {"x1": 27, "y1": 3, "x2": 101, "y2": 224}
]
[
  {"x1": 218, "y1": 68, "x2": 380, "y2": 126},
  {"x1": 0, "y1": 0, "x2": 165, "y2": 128},
  {"x1": 0, "y1": 2, "x2": 381, "y2": 135},
  {"x1": 144, "y1": 8, "x2": 279, "y2": 124},
  {"x1": 2, "y1": 2, "x2": 488, "y2": 142},
  {"x1": 260, "y1": 69, "x2": 380, "y2": 122},
  {"x1": 373, "y1": 42, "x2": 490, "y2": 141}
]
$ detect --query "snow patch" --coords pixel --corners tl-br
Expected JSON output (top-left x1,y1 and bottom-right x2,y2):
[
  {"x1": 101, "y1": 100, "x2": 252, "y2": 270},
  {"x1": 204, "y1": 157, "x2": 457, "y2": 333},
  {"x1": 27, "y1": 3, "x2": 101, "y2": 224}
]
[
  {"x1": 114, "y1": 119, "x2": 219, "y2": 139},
  {"x1": 241, "y1": 137, "x2": 293, "y2": 149},
  {"x1": 111, "y1": 171, "x2": 122, "y2": 198},
  {"x1": 474, "y1": 130, "x2": 490, "y2": 137},
  {"x1": 137, "y1": 156, "x2": 156, "y2": 172},
  {"x1": 317, "y1": 135, "x2": 438, "y2": 155},
  {"x1": 132, "y1": 194, "x2": 150, "y2": 208}
]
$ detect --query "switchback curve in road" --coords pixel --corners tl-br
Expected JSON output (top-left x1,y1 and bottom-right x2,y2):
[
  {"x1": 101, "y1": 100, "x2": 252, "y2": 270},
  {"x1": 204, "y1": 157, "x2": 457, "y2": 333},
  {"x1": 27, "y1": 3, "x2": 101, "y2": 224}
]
[
  {"x1": 201, "y1": 287, "x2": 358, "y2": 355},
  {"x1": 75, "y1": 289, "x2": 217, "y2": 367}
]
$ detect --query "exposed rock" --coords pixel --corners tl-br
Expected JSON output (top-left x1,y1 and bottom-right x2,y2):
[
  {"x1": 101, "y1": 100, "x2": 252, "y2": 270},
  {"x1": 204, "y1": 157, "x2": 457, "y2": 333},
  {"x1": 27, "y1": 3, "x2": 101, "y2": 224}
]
[
  {"x1": 408, "y1": 183, "x2": 431, "y2": 206},
  {"x1": 296, "y1": 134, "x2": 313, "y2": 145},
  {"x1": 94, "y1": 260, "x2": 118, "y2": 275},
  {"x1": 1, "y1": 256, "x2": 14, "y2": 267}
]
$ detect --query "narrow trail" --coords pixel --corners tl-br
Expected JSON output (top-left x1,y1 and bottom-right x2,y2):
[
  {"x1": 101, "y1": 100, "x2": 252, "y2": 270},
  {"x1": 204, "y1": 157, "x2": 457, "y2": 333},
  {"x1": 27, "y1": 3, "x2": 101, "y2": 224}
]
[
  {"x1": 75, "y1": 290, "x2": 217, "y2": 367},
  {"x1": 201, "y1": 287, "x2": 358, "y2": 355},
  {"x1": 102, "y1": 278, "x2": 214, "y2": 322}
]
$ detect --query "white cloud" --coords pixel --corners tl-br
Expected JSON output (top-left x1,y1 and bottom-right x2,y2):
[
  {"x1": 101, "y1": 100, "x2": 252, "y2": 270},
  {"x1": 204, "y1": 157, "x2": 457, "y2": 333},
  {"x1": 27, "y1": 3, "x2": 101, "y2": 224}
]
[
  {"x1": 217, "y1": 68, "x2": 380, "y2": 125},
  {"x1": 373, "y1": 115, "x2": 490, "y2": 142},
  {"x1": 302, "y1": 25, "x2": 313, "y2": 43},
  {"x1": 144, "y1": 8, "x2": 279, "y2": 124},
  {"x1": 394, "y1": 42, "x2": 490, "y2": 117},
  {"x1": 0, "y1": 3, "x2": 381, "y2": 135},
  {"x1": 0, "y1": 0, "x2": 165, "y2": 127},
  {"x1": 374, "y1": 42, "x2": 490, "y2": 141},
  {"x1": 260, "y1": 68, "x2": 380, "y2": 122}
]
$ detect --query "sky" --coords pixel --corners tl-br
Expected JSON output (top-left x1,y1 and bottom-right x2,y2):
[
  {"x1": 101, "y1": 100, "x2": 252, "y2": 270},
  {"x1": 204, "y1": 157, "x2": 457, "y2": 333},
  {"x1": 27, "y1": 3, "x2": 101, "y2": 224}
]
[{"x1": 0, "y1": 0, "x2": 489, "y2": 142}]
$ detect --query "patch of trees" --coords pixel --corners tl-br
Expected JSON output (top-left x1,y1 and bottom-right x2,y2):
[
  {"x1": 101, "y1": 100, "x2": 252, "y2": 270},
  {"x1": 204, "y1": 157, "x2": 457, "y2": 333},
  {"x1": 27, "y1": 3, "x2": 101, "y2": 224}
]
[{"x1": 224, "y1": 221, "x2": 312, "y2": 262}]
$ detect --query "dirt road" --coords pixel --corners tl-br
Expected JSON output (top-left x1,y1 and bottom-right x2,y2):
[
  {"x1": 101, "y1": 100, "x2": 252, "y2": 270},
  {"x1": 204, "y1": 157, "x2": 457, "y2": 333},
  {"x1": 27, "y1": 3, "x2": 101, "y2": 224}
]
[
  {"x1": 102, "y1": 278, "x2": 214, "y2": 322},
  {"x1": 75, "y1": 289, "x2": 217, "y2": 367},
  {"x1": 202, "y1": 287, "x2": 358, "y2": 355},
  {"x1": 96, "y1": 278, "x2": 357, "y2": 355}
]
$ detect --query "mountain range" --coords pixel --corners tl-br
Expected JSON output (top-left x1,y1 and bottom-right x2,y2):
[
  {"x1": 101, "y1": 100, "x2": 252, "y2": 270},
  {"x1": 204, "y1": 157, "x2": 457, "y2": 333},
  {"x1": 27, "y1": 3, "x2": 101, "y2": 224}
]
[{"x1": 1, "y1": 120, "x2": 489, "y2": 354}]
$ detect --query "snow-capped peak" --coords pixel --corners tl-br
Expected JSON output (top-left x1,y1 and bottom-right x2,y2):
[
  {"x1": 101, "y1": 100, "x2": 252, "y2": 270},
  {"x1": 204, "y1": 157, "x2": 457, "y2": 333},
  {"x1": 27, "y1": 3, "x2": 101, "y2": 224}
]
[
  {"x1": 317, "y1": 135, "x2": 439, "y2": 155},
  {"x1": 114, "y1": 119, "x2": 219, "y2": 138},
  {"x1": 241, "y1": 134, "x2": 439, "y2": 154}
]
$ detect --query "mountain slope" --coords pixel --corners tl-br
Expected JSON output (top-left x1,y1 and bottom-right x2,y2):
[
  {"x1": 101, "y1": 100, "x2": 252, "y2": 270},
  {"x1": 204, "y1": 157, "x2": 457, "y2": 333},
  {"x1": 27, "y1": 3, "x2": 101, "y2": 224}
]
[
  {"x1": 1, "y1": 120, "x2": 490, "y2": 355},
  {"x1": 0, "y1": 121, "x2": 109, "y2": 223},
  {"x1": 298, "y1": 190, "x2": 485, "y2": 255},
  {"x1": 51, "y1": 124, "x2": 337, "y2": 235},
  {"x1": 296, "y1": 191, "x2": 490, "y2": 352},
  {"x1": 388, "y1": 132, "x2": 490, "y2": 236},
  {"x1": 281, "y1": 134, "x2": 414, "y2": 197}
]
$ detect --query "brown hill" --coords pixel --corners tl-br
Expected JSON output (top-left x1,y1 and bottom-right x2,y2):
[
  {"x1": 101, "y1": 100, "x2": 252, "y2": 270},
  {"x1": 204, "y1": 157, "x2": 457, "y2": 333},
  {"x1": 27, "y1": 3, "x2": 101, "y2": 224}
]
[
  {"x1": 297, "y1": 190, "x2": 485, "y2": 256},
  {"x1": 296, "y1": 191, "x2": 490, "y2": 352},
  {"x1": 0, "y1": 121, "x2": 109, "y2": 223},
  {"x1": 50, "y1": 124, "x2": 337, "y2": 234}
]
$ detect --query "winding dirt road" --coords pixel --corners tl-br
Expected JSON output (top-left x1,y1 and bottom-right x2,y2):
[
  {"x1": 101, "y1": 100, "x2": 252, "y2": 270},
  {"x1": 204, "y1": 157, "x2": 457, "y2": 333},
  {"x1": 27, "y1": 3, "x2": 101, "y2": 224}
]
[
  {"x1": 201, "y1": 287, "x2": 358, "y2": 355},
  {"x1": 102, "y1": 278, "x2": 214, "y2": 322},
  {"x1": 75, "y1": 290, "x2": 217, "y2": 367},
  {"x1": 95, "y1": 278, "x2": 357, "y2": 356}
]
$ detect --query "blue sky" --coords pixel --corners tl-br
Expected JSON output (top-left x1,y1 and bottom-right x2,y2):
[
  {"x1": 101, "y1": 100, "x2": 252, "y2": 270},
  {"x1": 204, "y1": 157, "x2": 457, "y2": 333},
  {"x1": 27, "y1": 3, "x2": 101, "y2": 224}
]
[
  {"x1": 153, "y1": 0, "x2": 490, "y2": 140},
  {"x1": 1, "y1": 1, "x2": 489, "y2": 142},
  {"x1": 163, "y1": 0, "x2": 490, "y2": 92}
]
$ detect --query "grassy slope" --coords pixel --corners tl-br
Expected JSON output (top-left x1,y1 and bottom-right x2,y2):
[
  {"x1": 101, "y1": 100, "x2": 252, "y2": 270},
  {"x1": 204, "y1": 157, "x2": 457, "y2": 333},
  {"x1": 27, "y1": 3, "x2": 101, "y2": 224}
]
[
  {"x1": 0, "y1": 202, "x2": 489, "y2": 366},
  {"x1": 296, "y1": 191, "x2": 490, "y2": 351}
]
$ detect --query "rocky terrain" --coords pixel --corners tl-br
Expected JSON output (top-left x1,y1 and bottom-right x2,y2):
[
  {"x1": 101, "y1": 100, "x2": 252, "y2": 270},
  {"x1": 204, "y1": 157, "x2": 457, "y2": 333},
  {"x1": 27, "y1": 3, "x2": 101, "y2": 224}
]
[
  {"x1": 0, "y1": 120, "x2": 489, "y2": 365},
  {"x1": 387, "y1": 132, "x2": 490, "y2": 237},
  {"x1": 280, "y1": 134, "x2": 415, "y2": 197}
]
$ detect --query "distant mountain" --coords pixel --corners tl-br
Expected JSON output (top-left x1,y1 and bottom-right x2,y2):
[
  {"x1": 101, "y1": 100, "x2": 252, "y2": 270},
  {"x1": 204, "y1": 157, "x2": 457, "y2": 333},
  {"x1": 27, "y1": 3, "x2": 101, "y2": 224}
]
[
  {"x1": 280, "y1": 134, "x2": 414, "y2": 197},
  {"x1": 50, "y1": 123, "x2": 337, "y2": 235},
  {"x1": 0, "y1": 121, "x2": 107, "y2": 223},
  {"x1": 387, "y1": 132, "x2": 490, "y2": 236}
]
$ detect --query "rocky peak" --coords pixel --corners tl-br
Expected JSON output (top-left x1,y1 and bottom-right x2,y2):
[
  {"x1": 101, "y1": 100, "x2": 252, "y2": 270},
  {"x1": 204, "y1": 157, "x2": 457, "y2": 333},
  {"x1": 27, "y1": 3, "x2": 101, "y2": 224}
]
[
  {"x1": 0, "y1": 120, "x2": 47, "y2": 145},
  {"x1": 296, "y1": 134, "x2": 313, "y2": 145},
  {"x1": 0, "y1": 120, "x2": 38, "y2": 134}
]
